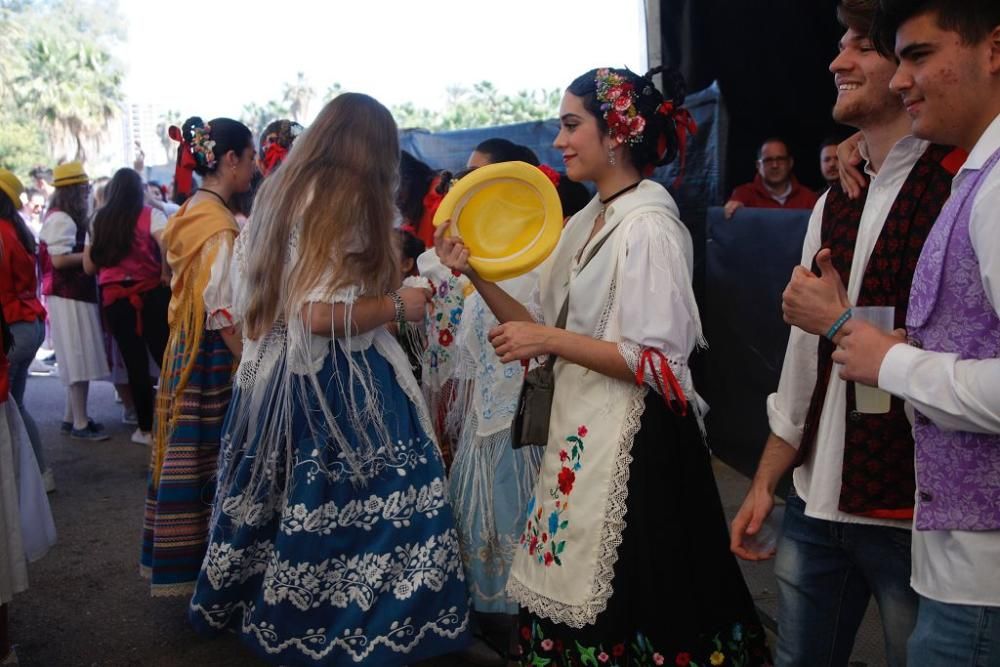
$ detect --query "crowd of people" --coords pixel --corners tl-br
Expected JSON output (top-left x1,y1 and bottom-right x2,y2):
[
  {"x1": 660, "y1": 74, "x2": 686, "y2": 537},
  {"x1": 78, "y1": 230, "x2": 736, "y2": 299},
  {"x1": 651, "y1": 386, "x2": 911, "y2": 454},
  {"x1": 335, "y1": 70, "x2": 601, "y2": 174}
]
[{"x1": 0, "y1": 0, "x2": 998, "y2": 665}]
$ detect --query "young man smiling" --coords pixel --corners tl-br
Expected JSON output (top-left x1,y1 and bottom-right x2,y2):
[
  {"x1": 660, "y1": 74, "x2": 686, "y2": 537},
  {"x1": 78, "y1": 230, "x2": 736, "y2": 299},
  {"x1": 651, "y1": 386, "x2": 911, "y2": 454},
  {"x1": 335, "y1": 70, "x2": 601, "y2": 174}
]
[
  {"x1": 832, "y1": 0, "x2": 1000, "y2": 663},
  {"x1": 730, "y1": 1, "x2": 963, "y2": 665}
]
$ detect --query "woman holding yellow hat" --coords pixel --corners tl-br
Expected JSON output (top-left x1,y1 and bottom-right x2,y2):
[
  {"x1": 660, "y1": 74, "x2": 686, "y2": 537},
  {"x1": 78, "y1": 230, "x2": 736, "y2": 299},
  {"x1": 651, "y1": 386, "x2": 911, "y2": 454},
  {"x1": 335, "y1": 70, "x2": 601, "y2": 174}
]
[
  {"x1": 140, "y1": 116, "x2": 254, "y2": 597},
  {"x1": 39, "y1": 161, "x2": 111, "y2": 444},
  {"x1": 437, "y1": 67, "x2": 770, "y2": 665},
  {"x1": 0, "y1": 169, "x2": 52, "y2": 486},
  {"x1": 444, "y1": 145, "x2": 552, "y2": 662}
]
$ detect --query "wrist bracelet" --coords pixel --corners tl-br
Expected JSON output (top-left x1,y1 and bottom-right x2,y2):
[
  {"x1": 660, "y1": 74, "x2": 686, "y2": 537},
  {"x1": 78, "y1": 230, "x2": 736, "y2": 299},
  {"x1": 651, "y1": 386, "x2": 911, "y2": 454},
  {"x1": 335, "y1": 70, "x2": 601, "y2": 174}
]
[
  {"x1": 386, "y1": 290, "x2": 406, "y2": 326},
  {"x1": 825, "y1": 307, "x2": 852, "y2": 341}
]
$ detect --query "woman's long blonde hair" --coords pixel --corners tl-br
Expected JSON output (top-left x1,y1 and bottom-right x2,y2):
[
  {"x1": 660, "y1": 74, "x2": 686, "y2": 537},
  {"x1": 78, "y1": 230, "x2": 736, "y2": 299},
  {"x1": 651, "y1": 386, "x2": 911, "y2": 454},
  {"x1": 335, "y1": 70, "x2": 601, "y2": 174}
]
[{"x1": 242, "y1": 92, "x2": 400, "y2": 340}]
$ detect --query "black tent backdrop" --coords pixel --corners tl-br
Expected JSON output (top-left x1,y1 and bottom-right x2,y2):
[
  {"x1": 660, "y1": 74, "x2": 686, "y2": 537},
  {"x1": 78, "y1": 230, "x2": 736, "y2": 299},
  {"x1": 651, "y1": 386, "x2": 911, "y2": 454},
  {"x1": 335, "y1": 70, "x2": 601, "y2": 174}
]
[{"x1": 654, "y1": 0, "x2": 851, "y2": 194}]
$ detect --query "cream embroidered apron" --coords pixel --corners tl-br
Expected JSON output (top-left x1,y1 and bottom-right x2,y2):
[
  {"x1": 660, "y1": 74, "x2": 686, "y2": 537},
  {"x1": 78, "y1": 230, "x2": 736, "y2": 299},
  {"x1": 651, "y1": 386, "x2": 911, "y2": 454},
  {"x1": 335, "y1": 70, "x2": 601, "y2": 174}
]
[{"x1": 507, "y1": 184, "x2": 675, "y2": 628}]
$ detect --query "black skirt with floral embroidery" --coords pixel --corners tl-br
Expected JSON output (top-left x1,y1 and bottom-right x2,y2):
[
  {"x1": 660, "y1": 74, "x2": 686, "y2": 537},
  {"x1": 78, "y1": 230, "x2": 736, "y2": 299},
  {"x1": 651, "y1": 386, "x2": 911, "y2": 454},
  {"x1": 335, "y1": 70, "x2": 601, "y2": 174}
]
[{"x1": 518, "y1": 393, "x2": 772, "y2": 667}]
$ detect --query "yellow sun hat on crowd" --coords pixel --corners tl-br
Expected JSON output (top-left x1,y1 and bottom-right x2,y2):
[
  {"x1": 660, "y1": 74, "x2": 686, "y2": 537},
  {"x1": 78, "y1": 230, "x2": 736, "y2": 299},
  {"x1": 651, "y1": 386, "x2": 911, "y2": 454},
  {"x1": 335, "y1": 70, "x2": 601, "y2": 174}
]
[
  {"x1": 433, "y1": 160, "x2": 562, "y2": 282},
  {"x1": 52, "y1": 161, "x2": 90, "y2": 188},
  {"x1": 0, "y1": 168, "x2": 25, "y2": 206}
]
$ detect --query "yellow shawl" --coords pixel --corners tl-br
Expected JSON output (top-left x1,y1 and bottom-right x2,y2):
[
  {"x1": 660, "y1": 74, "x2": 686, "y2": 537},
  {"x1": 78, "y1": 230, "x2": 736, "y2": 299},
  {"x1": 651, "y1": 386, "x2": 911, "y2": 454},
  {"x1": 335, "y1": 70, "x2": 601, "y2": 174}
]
[{"x1": 152, "y1": 198, "x2": 239, "y2": 487}]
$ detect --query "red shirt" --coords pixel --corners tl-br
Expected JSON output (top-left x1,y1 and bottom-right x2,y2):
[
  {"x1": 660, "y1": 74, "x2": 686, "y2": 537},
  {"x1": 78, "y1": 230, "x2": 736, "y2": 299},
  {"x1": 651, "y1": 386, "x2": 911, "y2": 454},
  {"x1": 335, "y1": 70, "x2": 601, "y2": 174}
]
[
  {"x1": 0, "y1": 218, "x2": 46, "y2": 325},
  {"x1": 728, "y1": 174, "x2": 819, "y2": 211}
]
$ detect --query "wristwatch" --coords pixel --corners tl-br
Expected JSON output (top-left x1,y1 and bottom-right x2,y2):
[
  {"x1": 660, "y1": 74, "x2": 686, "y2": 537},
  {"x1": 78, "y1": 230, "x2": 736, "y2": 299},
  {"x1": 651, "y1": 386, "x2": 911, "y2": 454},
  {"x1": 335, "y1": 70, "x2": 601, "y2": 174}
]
[{"x1": 387, "y1": 290, "x2": 406, "y2": 327}]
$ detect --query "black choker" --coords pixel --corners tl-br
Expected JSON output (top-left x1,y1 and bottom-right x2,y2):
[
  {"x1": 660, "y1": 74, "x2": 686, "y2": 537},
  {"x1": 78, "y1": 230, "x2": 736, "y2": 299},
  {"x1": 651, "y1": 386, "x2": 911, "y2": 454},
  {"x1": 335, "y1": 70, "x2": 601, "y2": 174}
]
[
  {"x1": 198, "y1": 188, "x2": 228, "y2": 207},
  {"x1": 599, "y1": 181, "x2": 641, "y2": 209}
]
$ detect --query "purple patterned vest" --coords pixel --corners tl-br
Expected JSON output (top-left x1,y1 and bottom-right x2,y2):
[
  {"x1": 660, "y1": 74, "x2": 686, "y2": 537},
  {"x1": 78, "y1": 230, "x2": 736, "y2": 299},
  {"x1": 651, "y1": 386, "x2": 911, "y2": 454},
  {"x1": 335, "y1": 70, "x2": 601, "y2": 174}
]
[{"x1": 907, "y1": 145, "x2": 1000, "y2": 531}]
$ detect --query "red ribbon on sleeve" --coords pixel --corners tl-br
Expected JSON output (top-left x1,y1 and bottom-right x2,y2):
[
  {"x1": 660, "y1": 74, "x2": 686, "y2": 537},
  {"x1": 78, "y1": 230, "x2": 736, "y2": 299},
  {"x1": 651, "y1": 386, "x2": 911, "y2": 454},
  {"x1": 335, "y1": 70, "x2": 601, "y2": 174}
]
[{"x1": 636, "y1": 347, "x2": 688, "y2": 416}]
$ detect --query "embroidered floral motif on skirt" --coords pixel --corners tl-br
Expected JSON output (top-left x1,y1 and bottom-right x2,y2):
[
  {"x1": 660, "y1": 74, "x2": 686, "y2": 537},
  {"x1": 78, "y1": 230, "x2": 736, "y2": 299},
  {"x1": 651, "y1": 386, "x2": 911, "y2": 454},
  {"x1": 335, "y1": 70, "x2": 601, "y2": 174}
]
[
  {"x1": 188, "y1": 343, "x2": 471, "y2": 665},
  {"x1": 516, "y1": 395, "x2": 772, "y2": 666}
]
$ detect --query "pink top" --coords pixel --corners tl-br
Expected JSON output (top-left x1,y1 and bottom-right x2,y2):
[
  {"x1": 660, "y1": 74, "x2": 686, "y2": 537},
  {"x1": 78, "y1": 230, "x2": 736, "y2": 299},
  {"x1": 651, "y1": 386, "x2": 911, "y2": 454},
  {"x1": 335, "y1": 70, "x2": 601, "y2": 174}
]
[{"x1": 98, "y1": 206, "x2": 162, "y2": 285}]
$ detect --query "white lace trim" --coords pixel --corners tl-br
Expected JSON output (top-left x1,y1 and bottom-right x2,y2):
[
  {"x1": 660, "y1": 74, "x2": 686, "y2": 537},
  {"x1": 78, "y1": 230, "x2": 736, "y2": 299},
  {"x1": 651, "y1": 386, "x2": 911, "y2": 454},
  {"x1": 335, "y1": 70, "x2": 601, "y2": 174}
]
[
  {"x1": 506, "y1": 386, "x2": 647, "y2": 628},
  {"x1": 190, "y1": 599, "x2": 468, "y2": 662},
  {"x1": 594, "y1": 275, "x2": 618, "y2": 340},
  {"x1": 617, "y1": 341, "x2": 695, "y2": 398}
]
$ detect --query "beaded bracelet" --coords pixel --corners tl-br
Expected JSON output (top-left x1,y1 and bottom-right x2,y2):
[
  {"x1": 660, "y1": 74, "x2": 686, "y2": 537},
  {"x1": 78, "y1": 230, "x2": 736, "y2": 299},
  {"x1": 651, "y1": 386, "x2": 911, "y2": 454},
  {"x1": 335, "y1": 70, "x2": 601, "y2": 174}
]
[
  {"x1": 386, "y1": 291, "x2": 406, "y2": 327},
  {"x1": 825, "y1": 308, "x2": 852, "y2": 341}
]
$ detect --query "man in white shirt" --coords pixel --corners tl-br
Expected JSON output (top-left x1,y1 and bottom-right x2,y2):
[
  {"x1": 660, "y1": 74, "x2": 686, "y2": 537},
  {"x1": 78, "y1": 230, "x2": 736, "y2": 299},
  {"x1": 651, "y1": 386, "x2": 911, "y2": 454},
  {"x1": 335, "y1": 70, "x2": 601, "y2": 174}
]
[
  {"x1": 729, "y1": 1, "x2": 961, "y2": 665},
  {"x1": 830, "y1": 1, "x2": 1000, "y2": 664}
]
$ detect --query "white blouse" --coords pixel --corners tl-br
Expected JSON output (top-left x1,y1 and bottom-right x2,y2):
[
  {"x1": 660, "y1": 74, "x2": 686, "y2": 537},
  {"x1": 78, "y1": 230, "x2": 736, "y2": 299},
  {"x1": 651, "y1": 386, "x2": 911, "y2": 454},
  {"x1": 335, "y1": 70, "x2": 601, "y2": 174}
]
[
  {"x1": 39, "y1": 211, "x2": 86, "y2": 255},
  {"x1": 203, "y1": 233, "x2": 237, "y2": 330}
]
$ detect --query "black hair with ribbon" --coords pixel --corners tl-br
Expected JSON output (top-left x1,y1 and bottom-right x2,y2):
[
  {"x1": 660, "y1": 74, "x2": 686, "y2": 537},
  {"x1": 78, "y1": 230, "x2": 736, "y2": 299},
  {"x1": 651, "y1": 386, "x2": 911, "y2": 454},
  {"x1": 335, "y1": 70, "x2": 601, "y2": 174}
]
[{"x1": 568, "y1": 66, "x2": 696, "y2": 181}]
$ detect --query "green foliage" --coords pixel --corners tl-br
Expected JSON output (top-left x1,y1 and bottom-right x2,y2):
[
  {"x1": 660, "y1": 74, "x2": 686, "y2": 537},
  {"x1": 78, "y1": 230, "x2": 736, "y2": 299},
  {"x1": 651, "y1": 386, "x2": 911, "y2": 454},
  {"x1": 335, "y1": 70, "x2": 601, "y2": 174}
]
[
  {"x1": 240, "y1": 100, "x2": 292, "y2": 139},
  {"x1": 0, "y1": 0, "x2": 125, "y2": 165},
  {"x1": 237, "y1": 77, "x2": 560, "y2": 136},
  {"x1": 391, "y1": 82, "x2": 561, "y2": 131},
  {"x1": 0, "y1": 115, "x2": 48, "y2": 180}
]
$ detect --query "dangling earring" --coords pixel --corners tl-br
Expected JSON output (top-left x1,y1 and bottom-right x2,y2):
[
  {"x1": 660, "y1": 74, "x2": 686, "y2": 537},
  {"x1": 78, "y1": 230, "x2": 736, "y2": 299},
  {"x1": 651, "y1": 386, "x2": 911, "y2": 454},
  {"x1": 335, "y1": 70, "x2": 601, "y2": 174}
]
[{"x1": 607, "y1": 147, "x2": 616, "y2": 167}]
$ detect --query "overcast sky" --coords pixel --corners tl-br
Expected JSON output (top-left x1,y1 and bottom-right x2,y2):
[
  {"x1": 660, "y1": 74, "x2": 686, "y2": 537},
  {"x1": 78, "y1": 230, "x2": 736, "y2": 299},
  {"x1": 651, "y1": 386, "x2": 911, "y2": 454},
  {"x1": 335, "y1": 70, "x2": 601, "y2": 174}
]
[{"x1": 117, "y1": 0, "x2": 647, "y2": 120}]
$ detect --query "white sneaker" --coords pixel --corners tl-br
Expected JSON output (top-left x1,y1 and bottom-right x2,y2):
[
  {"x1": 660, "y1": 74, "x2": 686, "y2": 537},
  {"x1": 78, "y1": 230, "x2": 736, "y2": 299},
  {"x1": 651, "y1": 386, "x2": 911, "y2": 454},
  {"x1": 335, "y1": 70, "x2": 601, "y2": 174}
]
[
  {"x1": 122, "y1": 408, "x2": 138, "y2": 425},
  {"x1": 1, "y1": 646, "x2": 18, "y2": 665},
  {"x1": 42, "y1": 469, "x2": 56, "y2": 493},
  {"x1": 131, "y1": 429, "x2": 152, "y2": 446}
]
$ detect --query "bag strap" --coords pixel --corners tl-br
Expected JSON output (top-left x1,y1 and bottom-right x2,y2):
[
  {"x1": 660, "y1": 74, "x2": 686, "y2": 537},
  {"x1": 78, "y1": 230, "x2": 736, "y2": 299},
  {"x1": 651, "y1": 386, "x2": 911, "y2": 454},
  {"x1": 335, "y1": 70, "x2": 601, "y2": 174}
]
[{"x1": 544, "y1": 221, "x2": 620, "y2": 368}]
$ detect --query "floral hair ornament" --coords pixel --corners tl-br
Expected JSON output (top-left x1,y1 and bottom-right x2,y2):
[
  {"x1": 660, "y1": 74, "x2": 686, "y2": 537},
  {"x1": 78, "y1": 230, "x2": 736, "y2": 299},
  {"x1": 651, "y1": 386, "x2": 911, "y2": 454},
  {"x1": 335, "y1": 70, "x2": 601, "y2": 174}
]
[
  {"x1": 259, "y1": 120, "x2": 304, "y2": 177},
  {"x1": 595, "y1": 68, "x2": 645, "y2": 146},
  {"x1": 536, "y1": 164, "x2": 561, "y2": 187},
  {"x1": 189, "y1": 122, "x2": 217, "y2": 170}
]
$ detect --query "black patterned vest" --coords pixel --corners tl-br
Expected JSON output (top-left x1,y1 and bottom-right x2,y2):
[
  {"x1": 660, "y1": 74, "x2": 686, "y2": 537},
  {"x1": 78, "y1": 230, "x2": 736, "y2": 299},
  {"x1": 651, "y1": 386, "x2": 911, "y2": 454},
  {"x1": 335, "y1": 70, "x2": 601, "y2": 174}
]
[
  {"x1": 797, "y1": 144, "x2": 962, "y2": 518},
  {"x1": 38, "y1": 209, "x2": 98, "y2": 303}
]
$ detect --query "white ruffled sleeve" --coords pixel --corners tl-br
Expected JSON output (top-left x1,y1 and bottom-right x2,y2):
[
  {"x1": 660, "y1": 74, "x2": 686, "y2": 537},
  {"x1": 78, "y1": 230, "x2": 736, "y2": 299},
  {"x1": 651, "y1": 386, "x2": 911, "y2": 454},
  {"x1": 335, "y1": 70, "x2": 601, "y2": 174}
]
[
  {"x1": 615, "y1": 212, "x2": 703, "y2": 403},
  {"x1": 203, "y1": 232, "x2": 237, "y2": 330},
  {"x1": 39, "y1": 212, "x2": 80, "y2": 255}
]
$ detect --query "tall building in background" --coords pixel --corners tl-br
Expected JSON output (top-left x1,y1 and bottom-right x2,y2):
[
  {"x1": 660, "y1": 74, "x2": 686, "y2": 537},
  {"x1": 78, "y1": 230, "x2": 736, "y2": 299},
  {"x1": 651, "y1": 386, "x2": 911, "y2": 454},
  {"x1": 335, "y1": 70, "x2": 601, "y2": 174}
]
[{"x1": 127, "y1": 102, "x2": 169, "y2": 168}]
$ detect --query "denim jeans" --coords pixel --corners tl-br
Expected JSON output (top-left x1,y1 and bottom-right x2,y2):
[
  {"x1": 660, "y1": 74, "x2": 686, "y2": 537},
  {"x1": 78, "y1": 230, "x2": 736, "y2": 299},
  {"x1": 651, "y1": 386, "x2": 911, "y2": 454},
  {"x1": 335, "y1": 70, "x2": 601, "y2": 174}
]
[
  {"x1": 773, "y1": 494, "x2": 917, "y2": 667},
  {"x1": 908, "y1": 595, "x2": 1000, "y2": 667},
  {"x1": 6, "y1": 319, "x2": 46, "y2": 471}
]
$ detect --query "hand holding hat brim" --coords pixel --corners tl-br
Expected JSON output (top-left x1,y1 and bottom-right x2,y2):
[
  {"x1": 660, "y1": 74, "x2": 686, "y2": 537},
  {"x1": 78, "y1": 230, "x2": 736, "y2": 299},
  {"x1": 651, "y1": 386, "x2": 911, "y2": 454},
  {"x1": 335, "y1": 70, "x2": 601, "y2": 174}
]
[{"x1": 432, "y1": 161, "x2": 562, "y2": 282}]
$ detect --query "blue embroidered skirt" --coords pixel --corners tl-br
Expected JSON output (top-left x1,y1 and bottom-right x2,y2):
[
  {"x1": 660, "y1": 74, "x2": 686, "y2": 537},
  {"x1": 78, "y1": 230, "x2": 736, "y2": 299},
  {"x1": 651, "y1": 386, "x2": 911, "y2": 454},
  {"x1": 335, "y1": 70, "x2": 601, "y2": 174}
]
[
  {"x1": 189, "y1": 343, "x2": 471, "y2": 665},
  {"x1": 449, "y1": 424, "x2": 542, "y2": 614}
]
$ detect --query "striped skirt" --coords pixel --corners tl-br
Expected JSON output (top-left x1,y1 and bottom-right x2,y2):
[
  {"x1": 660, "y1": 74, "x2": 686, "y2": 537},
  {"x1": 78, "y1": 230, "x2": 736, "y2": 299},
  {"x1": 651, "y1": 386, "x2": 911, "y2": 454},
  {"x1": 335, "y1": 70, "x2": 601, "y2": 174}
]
[{"x1": 140, "y1": 329, "x2": 233, "y2": 597}]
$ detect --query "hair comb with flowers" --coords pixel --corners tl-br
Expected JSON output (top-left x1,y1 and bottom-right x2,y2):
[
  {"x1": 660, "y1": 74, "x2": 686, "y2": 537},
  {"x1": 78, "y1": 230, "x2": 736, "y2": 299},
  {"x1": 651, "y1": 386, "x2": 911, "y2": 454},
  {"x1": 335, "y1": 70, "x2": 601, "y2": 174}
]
[
  {"x1": 595, "y1": 68, "x2": 646, "y2": 145},
  {"x1": 189, "y1": 123, "x2": 217, "y2": 170}
]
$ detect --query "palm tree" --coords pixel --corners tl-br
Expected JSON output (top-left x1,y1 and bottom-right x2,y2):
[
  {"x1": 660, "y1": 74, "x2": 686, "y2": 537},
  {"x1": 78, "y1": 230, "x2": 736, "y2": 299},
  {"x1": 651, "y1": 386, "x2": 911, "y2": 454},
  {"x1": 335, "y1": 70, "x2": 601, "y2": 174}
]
[
  {"x1": 15, "y1": 37, "x2": 123, "y2": 162},
  {"x1": 282, "y1": 72, "x2": 314, "y2": 123}
]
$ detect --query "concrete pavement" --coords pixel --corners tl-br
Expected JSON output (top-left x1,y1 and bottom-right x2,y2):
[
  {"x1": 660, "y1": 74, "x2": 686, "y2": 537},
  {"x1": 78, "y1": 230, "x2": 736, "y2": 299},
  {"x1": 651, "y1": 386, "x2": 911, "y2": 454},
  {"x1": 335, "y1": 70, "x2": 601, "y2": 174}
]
[{"x1": 8, "y1": 374, "x2": 887, "y2": 666}]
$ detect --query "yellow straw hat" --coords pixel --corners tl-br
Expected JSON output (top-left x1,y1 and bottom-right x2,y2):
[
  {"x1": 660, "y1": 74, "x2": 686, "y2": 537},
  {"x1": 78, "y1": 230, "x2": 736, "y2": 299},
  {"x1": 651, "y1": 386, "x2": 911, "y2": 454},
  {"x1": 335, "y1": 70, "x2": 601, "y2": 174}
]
[
  {"x1": 433, "y1": 161, "x2": 562, "y2": 282},
  {"x1": 52, "y1": 161, "x2": 90, "y2": 188},
  {"x1": 0, "y1": 168, "x2": 25, "y2": 207}
]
